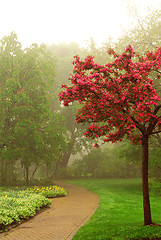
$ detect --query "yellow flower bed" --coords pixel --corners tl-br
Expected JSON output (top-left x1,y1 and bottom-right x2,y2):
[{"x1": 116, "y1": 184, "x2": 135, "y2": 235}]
[{"x1": 27, "y1": 185, "x2": 67, "y2": 198}]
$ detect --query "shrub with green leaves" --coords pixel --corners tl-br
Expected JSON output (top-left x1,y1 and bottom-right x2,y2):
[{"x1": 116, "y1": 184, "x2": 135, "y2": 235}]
[
  {"x1": 0, "y1": 190, "x2": 51, "y2": 230},
  {"x1": 0, "y1": 185, "x2": 67, "y2": 231},
  {"x1": 27, "y1": 185, "x2": 67, "y2": 198}
]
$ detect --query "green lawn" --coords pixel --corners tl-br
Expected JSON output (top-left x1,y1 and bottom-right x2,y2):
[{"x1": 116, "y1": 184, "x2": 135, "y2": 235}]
[{"x1": 68, "y1": 179, "x2": 161, "y2": 240}]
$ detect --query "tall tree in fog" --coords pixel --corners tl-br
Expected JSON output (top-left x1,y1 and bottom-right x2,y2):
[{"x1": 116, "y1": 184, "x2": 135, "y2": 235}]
[
  {"x1": 84, "y1": 37, "x2": 112, "y2": 64},
  {"x1": 116, "y1": 6, "x2": 161, "y2": 178},
  {"x1": 59, "y1": 45, "x2": 161, "y2": 225},
  {"x1": 0, "y1": 32, "x2": 65, "y2": 185},
  {"x1": 48, "y1": 43, "x2": 93, "y2": 173},
  {"x1": 117, "y1": 7, "x2": 161, "y2": 53}
]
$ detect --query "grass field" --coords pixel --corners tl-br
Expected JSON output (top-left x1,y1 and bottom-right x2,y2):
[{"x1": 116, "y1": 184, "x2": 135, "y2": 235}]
[{"x1": 68, "y1": 179, "x2": 161, "y2": 240}]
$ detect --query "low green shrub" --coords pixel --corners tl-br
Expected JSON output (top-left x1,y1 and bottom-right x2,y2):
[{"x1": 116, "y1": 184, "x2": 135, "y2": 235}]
[
  {"x1": 0, "y1": 184, "x2": 67, "y2": 231},
  {"x1": 0, "y1": 190, "x2": 51, "y2": 230},
  {"x1": 27, "y1": 185, "x2": 67, "y2": 198}
]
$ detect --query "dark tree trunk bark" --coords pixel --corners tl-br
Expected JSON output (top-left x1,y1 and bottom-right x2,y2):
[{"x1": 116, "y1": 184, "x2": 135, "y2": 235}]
[
  {"x1": 142, "y1": 136, "x2": 152, "y2": 225},
  {"x1": 60, "y1": 150, "x2": 72, "y2": 168},
  {"x1": 61, "y1": 129, "x2": 76, "y2": 168},
  {"x1": 25, "y1": 167, "x2": 29, "y2": 186},
  {"x1": 54, "y1": 149, "x2": 72, "y2": 176},
  {"x1": 55, "y1": 131, "x2": 76, "y2": 176},
  {"x1": 1, "y1": 160, "x2": 5, "y2": 185},
  {"x1": 31, "y1": 165, "x2": 39, "y2": 179},
  {"x1": 46, "y1": 164, "x2": 49, "y2": 178},
  {"x1": 1, "y1": 159, "x2": 7, "y2": 186}
]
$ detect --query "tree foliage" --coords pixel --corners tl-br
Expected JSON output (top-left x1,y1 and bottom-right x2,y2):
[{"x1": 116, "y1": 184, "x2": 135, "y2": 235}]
[
  {"x1": 68, "y1": 144, "x2": 141, "y2": 178},
  {"x1": 47, "y1": 42, "x2": 93, "y2": 173},
  {"x1": 115, "y1": 5, "x2": 161, "y2": 182},
  {"x1": 0, "y1": 32, "x2": 65, "y2": 185},
  {"x1": 59, "y1": 46, "x2": 161, "y2": 144},
  {"x1": 116, "y1": 7, "x2": 161, "y2": 54},
  {"x1": 59, "y1": 45, "x2": 161, "y2": 225}
]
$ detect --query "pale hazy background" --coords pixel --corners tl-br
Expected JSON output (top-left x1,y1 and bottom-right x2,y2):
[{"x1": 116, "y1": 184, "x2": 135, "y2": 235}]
[{"x1": 0, "y1": 0, "x2": 161, "y2": 47}]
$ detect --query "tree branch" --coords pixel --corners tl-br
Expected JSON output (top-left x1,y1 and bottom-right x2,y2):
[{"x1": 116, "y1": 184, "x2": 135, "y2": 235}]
[
  {"x1": 154, "y1": 104, "x2": 161, "y2": 115},
  {"x1": 130, "y1": 116, "x2": 145, "y2": 134},
  {"x1": 150, "y1": 130, "x2": 161, "y2": 135},
  {"x1": 147, "y1": 105, "x2": 161, "y2": 135},
  {"x1": 152, "y1": 68, "x2": 161, "y2": 74}
]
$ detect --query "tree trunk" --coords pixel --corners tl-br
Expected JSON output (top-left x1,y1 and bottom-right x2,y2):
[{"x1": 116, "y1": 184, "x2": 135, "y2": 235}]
[
  {"x1": 1, "y1": 159, "x2": 5, "y2": 185},
  {"x1": 142, "y1": 136, "x2": 152, "y2": 225},
  {"x1": 46, "y1": 164, "x2": 49, "y2": 178},
  {"x1": 1, "y1": 159, "x2": 7, "y2": 186},
  {"x1": 60, "y1": 150, "x2": 72, "y2": 168},
  {"x1": 25, "y1": 166, "x2": 29, "y2": 186},
  {"x1": 31, "y1": 165, "x2": 39, "y2": 179},
  {"x1": 58, "y1": 129, "x2": 76, "y2": 170},
  {"x1": 11, "y1": 162, "x2": 16, "y2": 183}
]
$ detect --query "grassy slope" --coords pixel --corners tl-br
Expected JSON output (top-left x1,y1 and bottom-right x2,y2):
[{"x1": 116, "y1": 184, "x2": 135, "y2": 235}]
[{"x1": 68, "y1": 179, "x2": 161, "y2": 240}]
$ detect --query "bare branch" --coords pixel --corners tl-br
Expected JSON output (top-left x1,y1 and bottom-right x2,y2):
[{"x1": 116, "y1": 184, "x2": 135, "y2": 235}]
[
  {"x1": 150, "y1": 130, "x2": 161, "y2": 135},
  {"x1": 154, "y1": 104, "x2": 161, "y2": 115}
]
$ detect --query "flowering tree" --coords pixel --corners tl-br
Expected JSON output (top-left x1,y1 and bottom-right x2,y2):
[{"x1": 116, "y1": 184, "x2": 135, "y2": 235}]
[{"x1": 59, "y1": 45, "x2": 161, "y2": 225}]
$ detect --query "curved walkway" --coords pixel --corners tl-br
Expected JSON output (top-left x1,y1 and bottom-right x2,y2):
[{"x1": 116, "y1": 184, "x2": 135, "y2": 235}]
[{"x1": 0, "y1": 181, "x2": 100, "y2": 240}]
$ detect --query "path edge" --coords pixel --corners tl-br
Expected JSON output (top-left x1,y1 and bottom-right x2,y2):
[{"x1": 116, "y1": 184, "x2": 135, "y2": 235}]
[{"x1": 61, "y1": 181, "x2": 100, "y2": 240}]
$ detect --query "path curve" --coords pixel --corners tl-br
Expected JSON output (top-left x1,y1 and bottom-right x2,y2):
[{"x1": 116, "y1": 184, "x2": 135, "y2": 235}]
[{"x1": 0, "y1": 181, "x2": 100, "y2": 240}]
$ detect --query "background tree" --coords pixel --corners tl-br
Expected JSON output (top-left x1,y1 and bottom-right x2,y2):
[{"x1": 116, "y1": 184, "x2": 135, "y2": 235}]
[
  {"x1": 47, "y1": 42, "x2": 93, "y2": 175},
  {"x1": 59, "y1": 45, "x2": 161, "y2": 225},
  {"x1": 68, "y1": 142, "x2": 141, "y2": 178},
  {"x1": 84, "y1": 37, "x2": 112, "y2": 64},
  {"x1": 115, "y1": 5, "x2": 161, "y2": 182},
  {"x1": 116, "y1": 6, "x2": 161, "y2": 54},
  {"x1": 0, "y1": 32, "x2": 65, "y2": 185},
  {"x1": 149, "y1": 133, "x2": 161, "y2": 179}
]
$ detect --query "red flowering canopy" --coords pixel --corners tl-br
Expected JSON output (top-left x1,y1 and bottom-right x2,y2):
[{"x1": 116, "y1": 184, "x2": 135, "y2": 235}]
[{"x1": 59, "y1": 45, "x2": 161, "y2": 146}]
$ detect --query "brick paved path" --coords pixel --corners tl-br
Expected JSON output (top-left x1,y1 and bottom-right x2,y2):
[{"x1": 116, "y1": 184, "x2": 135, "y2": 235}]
[{"x1": 0, "y1": 181, "x2": 100, "y2": 240}]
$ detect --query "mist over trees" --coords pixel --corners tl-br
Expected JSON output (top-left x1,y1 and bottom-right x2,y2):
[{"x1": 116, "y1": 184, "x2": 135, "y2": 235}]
[
  {"x1": 0, "y1": 5, "x2": 161, "y2": 187},
  {"x1": 59, "y1": 6, "x2": 161, "y2": 225}
]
